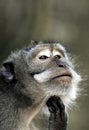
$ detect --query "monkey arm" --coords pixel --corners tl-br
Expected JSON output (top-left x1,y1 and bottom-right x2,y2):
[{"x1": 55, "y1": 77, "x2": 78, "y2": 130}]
[{"x1": 46, "y1": 96, "x2": 67, "y2": 130}]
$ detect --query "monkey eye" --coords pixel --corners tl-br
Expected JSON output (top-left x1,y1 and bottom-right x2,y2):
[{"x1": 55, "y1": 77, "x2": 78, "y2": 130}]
[
  {"x1": 54, "y1": 55, "x2": 61, "y2": 59},
  {"x1": 39, "y1": 55, "x2": 49, "y2": 60}
]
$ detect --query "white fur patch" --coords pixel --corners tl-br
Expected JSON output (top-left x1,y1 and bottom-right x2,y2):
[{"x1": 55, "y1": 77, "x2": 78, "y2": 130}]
[
  {"x1": 34, "y1": 70, "x2": 52, "y2": 83},
  {"x1": 53, "y1": 50, "x2": 62, "y2": 57},
  {"x1": 37, "y1": 49, "x2": 51, "y2": 58},
  {"x1": 56, "y1": 44, "x2": 66, "y2": 52}
]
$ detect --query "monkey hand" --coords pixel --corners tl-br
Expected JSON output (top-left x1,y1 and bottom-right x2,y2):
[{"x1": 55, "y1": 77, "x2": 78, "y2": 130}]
[{"x1": 46, "y1": 96, "x2": 67, "y2": 130}]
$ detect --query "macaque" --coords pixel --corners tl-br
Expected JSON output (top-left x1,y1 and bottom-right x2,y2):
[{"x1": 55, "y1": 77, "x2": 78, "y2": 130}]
[{"x1": 0, "y1": 41, "x2": 81, "y2": 130}]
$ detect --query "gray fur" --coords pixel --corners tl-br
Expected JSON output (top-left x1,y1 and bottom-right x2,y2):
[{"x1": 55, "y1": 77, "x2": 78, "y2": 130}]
[{"x1": 0, "y1": 41, "x2": 81, "y2": 130}]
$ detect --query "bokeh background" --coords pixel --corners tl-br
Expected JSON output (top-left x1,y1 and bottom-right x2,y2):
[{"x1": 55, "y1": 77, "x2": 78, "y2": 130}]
[{"x1": 0, "y1": 0, "x2": 89, "y2": 130}]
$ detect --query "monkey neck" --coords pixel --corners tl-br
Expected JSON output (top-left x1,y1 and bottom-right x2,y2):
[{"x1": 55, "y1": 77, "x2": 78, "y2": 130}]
[
  {"x1": 30, "y1": 106, "x2": 50, "y2": 130},
  {"x1": 17, "y1": 98, "x2": 47, "y2": 130}
]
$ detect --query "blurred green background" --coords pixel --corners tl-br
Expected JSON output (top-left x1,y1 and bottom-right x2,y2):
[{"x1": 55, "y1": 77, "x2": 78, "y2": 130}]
[{"x1": 0, "y1": 0, "x2": 89, "y2": 130}]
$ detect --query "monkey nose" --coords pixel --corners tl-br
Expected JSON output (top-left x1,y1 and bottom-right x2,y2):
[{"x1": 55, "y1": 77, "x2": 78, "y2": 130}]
[
  {"x1": 58, "y1": 62, "x2": 67, "y2": 68},
  {"x1": 53, "y1": 58, "x2": 68, "y2": 68}
]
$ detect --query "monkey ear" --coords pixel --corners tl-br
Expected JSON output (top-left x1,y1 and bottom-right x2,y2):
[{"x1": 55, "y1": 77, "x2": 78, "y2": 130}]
[{"x1": 2, "y1": 60, "x2": 14, "y2": 82}]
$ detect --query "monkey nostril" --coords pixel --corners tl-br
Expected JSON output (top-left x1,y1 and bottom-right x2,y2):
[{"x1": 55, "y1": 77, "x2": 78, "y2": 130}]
[
  {"x1": 58, "y1": 64, "x2": 64, "y2": 68},
  {"x1": 58, "y1": 62, "x2": 67, "y2": 68}
]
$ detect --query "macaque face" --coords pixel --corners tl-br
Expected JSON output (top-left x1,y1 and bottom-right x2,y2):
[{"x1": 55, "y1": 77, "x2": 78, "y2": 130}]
[
  {"x1": 25, "y1": 43, "x2": 81, "y2": 103},
  {"x1": 1, "y1": 42, "x2": 81, "y2": 107}
]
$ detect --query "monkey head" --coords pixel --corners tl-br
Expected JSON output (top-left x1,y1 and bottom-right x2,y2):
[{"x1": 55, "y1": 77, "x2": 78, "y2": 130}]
[{"x1": 1, "y1": 42, "x2": 81, "y2": 107}]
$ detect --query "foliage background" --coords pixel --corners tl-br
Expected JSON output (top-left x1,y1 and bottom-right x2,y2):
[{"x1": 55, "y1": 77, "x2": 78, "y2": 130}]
[{"x1": 0, "y1": 0, "x2": 89, "y2": 129}]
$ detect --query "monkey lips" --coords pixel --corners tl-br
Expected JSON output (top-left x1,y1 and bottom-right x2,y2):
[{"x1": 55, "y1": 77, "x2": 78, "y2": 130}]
[{"x1": 51, "y1": 71, "x2": 72, "y2": 84}]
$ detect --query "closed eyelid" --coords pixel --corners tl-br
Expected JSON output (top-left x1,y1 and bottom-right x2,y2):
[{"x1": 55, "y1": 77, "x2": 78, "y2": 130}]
[
  {"x1": 37, "y1": 49, "x2": 51, "y2": 57},
  {"x1": 53, "y1": 50, "x2": 64, "y2": 57}
]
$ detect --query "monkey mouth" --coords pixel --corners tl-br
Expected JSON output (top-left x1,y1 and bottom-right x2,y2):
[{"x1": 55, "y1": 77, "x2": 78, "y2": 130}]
[
  {"x1": 51, "y1": 72, "x2": 72, "y2": 82},
  {"x1": 53, "y1": 73, "x2": 72, "y2": 79}
]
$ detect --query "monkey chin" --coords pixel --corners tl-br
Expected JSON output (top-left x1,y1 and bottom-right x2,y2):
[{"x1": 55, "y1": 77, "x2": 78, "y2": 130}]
[
  {"x1": 49, "y1": 74, "x2": 72, "y2": 88},
  {"x1": 44, "y1": 76, "x2": 76, "y2": 107}
]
